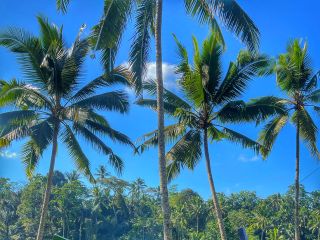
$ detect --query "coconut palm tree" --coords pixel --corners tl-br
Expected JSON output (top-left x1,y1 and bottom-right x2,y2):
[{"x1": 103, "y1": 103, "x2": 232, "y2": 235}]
[
  {"x1": 254, "y1": 40, "x2": 320, "y2": 240},
  {"x1": 57, "y1": 2, "x2": 261, "y2": 239},
  {"x1": 0, "y1": 16, "x2": 134, "y2": 240},
  {"x1": 136, "y1": 31, "x2": 277, "y2": 240}
]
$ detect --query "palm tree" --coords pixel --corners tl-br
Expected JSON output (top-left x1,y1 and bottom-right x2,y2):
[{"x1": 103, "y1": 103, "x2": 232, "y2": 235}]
[
  {"x1": 136, "y1": 31, "x2": 276, "y2": 240},
  {"x1": 254, "y1": 40, "x2": 320, "y2": 240},
  {"x1": 0, "y1": 16, "x2": 134, "y2": 240},
  {"x1": 57, "y1": 1, "x2": 261, "y2": 239}
]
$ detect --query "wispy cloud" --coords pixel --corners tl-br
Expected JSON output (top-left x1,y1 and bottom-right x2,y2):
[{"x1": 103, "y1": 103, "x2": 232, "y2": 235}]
[
  {"x1": 0, "y1": 150, "x2": 17, "y2": 159},
  {"x1": 122, "y1": 62, "x2": 178, "y2": 95},
  {"x1": 238, "y1": 154, "x2": 260, "y2": 163}
]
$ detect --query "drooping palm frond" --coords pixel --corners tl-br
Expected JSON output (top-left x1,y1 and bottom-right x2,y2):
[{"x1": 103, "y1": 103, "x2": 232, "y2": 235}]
[
  {"x1": 91, "y1": 0, "x2": 132, "y2": 51},
  {"x1": 73, "y1": 91, "x2": 129, "y2": 113},
  {"x1": 258, "y1": 115, "x2": 289, "y2": 158},
  {"x1": 62, "y1": 125, "x2": 95, "y2": 182},
  {"x1": 129, "y1": 0, "x2": 156, "y2": 94},
  {"x1": 83, "y1": 120, "x2": 134, "y2": 148},
  {"x1": 184, "y1": 0, "x2": 260, "y2": 51},
  {"x1": 219, "y1": 126, "x2": 261, "y2": 154},
  {"x1": 56, "y1": 0, "x2": 71, "y2": 13},
  {"x1": 166, "y1": 130, "x2": 202, "y2": 181},
  {"x1": 292, "y1": 108, "x2": 319, "y2": 158},
  {"x1": 22, "y1": 118, "x2": 54, "y2": 177}
]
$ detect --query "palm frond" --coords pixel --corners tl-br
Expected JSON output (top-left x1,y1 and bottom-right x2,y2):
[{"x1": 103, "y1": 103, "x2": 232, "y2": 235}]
[
  {"x1": 242, "y1": 96, "x2": 288, "y2": 124},
  {"x1": 91, "y1": 0, "x2": 132, "y2": 51},
  {"x1": 304, "y1": 70, "x2": 320, "y2": 92},
  {"x1": 62, "y1": 125, "x2": 95, "y2": 182},
  {"x1": 166, "y1": 130, "x2": 202, "y2": 181},
  {"x1": 23, "y1": 118, "x2": 54, "y2": 177},
  {"x1": 71, "y1": 66, "x2": 132, "y2": 101},
  {"x1": 173, "y1": 34, "x2": 192, "y2": 77},
  {"x1": 143, "y1": 80, "x2": 192, "y2": 110},
  {"x1": 306, "y1": 89, "x2": 320, "y2": 104},
  {"x1": 0, "y1": 79, "x2": 52, "y2": 109},
  {"x1": 214, "y1": 51, "x2": 271, "y2": 104},
  {"x1": 292, "y1": 108, "x2": 319, "y2": 158},
  {"x1": 129, "y1": 0, "x2": 155, "y2": 94},
  {"x1": 200, "y1": 30, "x2": 223, "y2": 96},
  {"x1": 0, "y1": 27, "x2": 46, "y2": 86},
  {"x1": 137, "y1": 123, "x2": 187, "y2": 153},
  {"x1": 72, "y1": 91, "x2": 129, "y2": 113},
  {"x1": 56, "y1": 0, "x2": 71, "y2": 13},
  {"x1": 220, "y1": 126, "x2": 261, "y2": 154},
  {"x1": 73, "y1": 123, "x2": 124, "y2": 174},
  {"x1": 36, "y1": 15, "x2": 63, "y2": 51},
  {"x1": 60, "y1": 38, "x2": 89, "y2": 96},
  {"x1": 258, "y1": 115, "x2": 289, "y2": 158},
  {"x1": 83, "y1": 120, "x2": 134, "y2": 148},
  {"x1": 184, "y1": 0, "x2": 260, "y2": 51},
  {"x1": 135, "y1": 98, "x2": 180, "y2": 116},
  {"x1": 276, "y1": 40, "x2": 312, "y2": 93}
]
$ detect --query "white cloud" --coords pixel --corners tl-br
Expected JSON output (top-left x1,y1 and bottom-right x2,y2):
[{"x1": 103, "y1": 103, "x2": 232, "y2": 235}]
[
  {"x1": 0, "y1": 150, "x2": 17, "y2": 159},
  {"x1": 238, "y1": 154, "x2": 260, "y2": 163},
  {"x1": 122, "y1": 62, "x2": 178, "y2": 95}
]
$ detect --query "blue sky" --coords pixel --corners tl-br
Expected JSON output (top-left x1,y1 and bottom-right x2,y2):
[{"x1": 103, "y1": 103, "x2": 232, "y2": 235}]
[{"x1": 0, "y1": 0, "x2": 319, "y2": 199}]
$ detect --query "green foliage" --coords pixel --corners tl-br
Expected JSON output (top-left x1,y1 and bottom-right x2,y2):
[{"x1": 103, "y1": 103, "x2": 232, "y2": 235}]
[{"x1": 1, "y1": 172, "x2": 320, "y2": 240}]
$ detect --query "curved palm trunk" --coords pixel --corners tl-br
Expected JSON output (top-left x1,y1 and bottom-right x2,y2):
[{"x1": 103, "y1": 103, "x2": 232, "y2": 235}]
[
  {"x1": 155, "y1": 0, "x2": 172, "y2": 239},
  {"x1": 36, "y1": 122, "x2": 59, "y2": 240},
  {"x1": 295, "y1": 121, "x2": 300, "y2": 240},
  {"x1": 203, "y1": 128, "x2": 227, "y2": 240}
]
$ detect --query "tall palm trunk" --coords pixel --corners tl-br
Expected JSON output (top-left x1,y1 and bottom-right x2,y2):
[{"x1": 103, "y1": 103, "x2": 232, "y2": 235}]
[
  {"x1": 155, "y1": 0, "x2": 172, "y2": 239},
  {"x1": 36, "y1": 122, "x2": 59, "y2": 240},
  {"x1": 295, "y1": 121, "x2": 300, "y2": 240},
  {"x1": 203, "y1": 128, "x2": 227, "y2": 240}
]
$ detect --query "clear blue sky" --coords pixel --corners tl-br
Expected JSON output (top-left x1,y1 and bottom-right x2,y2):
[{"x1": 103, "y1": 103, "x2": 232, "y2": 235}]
[{"x1": 0, "y1": 0, "x2": 319, "y2": 199}]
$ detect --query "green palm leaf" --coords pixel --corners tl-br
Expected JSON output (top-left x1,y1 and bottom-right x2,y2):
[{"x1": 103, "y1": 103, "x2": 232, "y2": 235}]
[
  {"x1": 62, "y1": 125, "x2": 94, "y2": 182},
  {"x1": 166, "y1": 130, "x2": 202, "y2": 181},
  {"x1": 73, "y1": 91, "x2": 128, "y2": 113},
  {"x1": 129, "y1": 0, "x2": 156, "y2": 94},
  {"x1": 258, "y1": 115, "x2": 289, "y2": 158}
]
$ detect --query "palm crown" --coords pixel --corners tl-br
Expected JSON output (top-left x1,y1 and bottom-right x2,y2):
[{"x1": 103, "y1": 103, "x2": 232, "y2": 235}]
[
  {"x1": 137, "y1": 31, "x2": 275, "y2": 179},
  {"x1": 258, "y1": 40, "x2": 320, "y2": 158},
  {"x1": 0, "y1": 16, "x2": 134, "y2": 180}
]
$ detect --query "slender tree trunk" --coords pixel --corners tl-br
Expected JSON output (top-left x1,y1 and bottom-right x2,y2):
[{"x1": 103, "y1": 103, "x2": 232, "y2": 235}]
[
  {"x1": 295, "y1": 121, "x2": 300, "y2": 240},
  {"x1": 196, "y1": 215, "x2": 199, "y2": 234},
  {"x1": 203, "y1": 128, "x2": 227, "y2": 240},
  {"x1": 155, "y1": 1, "x2": 172, "y2": 239},
  {"x1": 36, "y1": 122, "x2": 59, "y2": 240}
]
